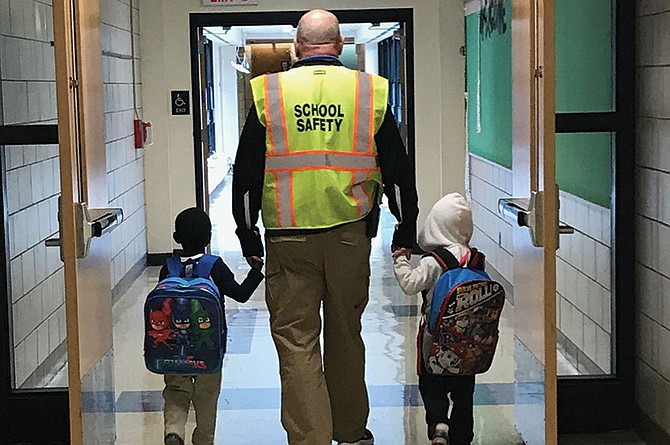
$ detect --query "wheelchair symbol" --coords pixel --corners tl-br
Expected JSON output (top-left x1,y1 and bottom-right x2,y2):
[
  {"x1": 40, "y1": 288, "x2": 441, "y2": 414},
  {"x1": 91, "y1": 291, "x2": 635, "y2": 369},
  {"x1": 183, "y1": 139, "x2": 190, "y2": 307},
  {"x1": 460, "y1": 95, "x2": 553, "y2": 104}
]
[{"x1": 174, "y1": 95, "x2": 187, "y2": 107}]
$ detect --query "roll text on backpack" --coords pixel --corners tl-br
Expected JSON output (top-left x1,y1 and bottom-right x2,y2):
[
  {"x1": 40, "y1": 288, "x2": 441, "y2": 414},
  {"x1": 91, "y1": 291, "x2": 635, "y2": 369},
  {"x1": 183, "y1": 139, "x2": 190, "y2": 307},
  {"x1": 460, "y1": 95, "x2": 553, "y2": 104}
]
[
  {"x1": 144, "y1": 254, "x2": 225, "y2": 374},
  {"x1": 419, "y1": 248, "x2": 505, "y2": 376}
]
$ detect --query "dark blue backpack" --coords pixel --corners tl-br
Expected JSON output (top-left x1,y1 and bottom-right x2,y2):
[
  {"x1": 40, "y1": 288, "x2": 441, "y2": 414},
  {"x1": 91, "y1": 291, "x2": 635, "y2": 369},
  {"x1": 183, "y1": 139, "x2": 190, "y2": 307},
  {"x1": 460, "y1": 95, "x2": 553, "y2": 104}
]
[
  {"x1": 144, "y1": 254, "x2": 226, "y2": 374},
  {"x1": 419, "y1": 248, "x2": 505, "y2": 376}
]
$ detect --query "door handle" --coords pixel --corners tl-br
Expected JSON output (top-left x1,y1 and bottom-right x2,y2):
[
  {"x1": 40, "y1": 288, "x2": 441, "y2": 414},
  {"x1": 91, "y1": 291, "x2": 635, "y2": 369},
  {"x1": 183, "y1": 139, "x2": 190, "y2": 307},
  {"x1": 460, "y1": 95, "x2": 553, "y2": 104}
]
[
  {"x1": 45, "y1": 201, "x2": 123, "y2": 259},
  {"x1": 75, "y1": 203, "x2": 123, "y2": 259},
  {"x1": 498, "y1": 187, "x2": 574, "y2": 249},
  {"x1": 45, "y1": 238, "x2": 62, "y2": 247}
]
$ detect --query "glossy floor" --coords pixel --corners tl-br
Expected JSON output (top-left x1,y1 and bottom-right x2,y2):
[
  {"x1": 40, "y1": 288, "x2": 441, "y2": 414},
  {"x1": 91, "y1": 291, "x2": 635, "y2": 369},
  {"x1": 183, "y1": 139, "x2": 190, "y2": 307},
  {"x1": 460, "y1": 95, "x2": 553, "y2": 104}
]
[{"x1": 107, "y1": 181, "x2": 646, "y2": 444}]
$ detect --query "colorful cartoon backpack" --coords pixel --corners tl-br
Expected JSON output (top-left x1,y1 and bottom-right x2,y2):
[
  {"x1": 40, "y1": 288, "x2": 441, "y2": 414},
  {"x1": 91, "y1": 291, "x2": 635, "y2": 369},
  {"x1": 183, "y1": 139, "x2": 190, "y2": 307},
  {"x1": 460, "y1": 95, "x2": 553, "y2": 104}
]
[
  {"x1": 144, "y1": 254, "x2": 225, "y2": 375},
  {"x1": 419, "y1": 248, "x2": 505, "y2": 376}
]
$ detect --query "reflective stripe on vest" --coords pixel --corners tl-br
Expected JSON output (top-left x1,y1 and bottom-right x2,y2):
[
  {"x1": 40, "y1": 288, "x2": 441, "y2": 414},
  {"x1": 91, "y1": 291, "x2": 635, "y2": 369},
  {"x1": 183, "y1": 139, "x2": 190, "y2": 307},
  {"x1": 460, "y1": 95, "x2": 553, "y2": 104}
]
[{"x1": 255, "y1": 67, "x2": 387, "y2": 229}]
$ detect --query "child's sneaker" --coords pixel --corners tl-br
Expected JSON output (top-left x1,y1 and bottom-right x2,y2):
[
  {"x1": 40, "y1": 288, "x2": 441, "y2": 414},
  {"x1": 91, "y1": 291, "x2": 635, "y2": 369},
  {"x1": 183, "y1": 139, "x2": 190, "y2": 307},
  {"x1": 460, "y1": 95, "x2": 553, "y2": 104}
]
[
  {"x1": 338, "y1": 428, "x2": 374, "y2": 445},
  {"x1": 164, "y1": 433, "x2": 184, "y2": 445},
  {"x1": 431, "y1": 423, "x2": 449, "y2": 445}
]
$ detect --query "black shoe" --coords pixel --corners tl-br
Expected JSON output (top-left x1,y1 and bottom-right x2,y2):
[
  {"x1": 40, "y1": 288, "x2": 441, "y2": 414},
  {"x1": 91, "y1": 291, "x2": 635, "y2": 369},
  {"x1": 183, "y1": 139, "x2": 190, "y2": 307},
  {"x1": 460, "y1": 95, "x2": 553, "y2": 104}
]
[
  {"x1": 338, "y1": 429, "x2": 374, "y2": 445},
  {"x1": 164, "y1": 433, "x2": 184, "y2": 445}
]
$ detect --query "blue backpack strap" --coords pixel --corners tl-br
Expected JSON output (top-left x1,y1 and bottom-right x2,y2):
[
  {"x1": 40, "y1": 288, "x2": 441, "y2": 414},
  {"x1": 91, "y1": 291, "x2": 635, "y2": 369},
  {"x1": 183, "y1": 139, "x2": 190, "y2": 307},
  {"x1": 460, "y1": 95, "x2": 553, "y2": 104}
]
[
  {"x1": 166, "y1": 256, "x2": 184, "y2": 277},
  {"x1": 192, "y1": 254, "x2": 217, "y2": 279}
]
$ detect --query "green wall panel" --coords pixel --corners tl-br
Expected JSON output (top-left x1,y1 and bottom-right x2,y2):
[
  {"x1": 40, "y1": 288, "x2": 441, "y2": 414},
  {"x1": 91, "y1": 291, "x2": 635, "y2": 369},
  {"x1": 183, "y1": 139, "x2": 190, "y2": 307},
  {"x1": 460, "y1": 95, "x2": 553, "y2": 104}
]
[
  {"x1": 465, "y1": 0, "x2": 612, "y2": 208},
  {"x1": 466, "y1": 2, "x2": 512, "y2": 169},
  {"x1": 556, "y1": 133, "x2": 612, "y2": 208},
  {"x1": 555, "y1": 0, "x2": 613, "y2": 113}
]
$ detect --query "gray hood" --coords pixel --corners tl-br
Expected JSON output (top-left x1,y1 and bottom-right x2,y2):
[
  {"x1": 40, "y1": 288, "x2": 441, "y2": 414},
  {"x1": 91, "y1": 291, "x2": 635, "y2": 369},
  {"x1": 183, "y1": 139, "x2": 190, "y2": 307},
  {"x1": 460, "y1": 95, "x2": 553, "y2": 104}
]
[{"x1": 417, "y1": 192, "x2": 473, "y2": 261}]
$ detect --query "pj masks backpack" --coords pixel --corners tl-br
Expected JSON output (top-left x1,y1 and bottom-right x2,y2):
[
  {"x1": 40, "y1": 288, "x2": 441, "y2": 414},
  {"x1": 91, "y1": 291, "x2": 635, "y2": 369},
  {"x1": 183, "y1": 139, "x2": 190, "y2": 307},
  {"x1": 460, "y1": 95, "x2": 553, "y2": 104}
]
[
  {"x1": 144, "y1": 254, "x2": 225, "y2": 374},
  {"x1": 419, "y1": 248, "x2": 505, "y2": 376}
]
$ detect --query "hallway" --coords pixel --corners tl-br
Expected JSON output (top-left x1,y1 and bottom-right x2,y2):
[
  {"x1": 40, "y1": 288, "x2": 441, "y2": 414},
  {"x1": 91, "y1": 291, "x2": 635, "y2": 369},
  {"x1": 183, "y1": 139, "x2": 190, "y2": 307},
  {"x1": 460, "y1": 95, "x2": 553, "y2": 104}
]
[{"x1": 110, "y1": 181, "x2": 520, "y2": 444}]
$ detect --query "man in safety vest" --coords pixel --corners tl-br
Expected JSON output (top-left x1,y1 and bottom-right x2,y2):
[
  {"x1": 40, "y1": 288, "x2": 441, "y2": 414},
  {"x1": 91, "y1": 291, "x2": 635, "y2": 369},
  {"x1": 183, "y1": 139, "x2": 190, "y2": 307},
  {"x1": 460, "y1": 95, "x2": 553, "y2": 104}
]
[{"x1": 232, "y1": 9, "x2": 418, "y2": 445}]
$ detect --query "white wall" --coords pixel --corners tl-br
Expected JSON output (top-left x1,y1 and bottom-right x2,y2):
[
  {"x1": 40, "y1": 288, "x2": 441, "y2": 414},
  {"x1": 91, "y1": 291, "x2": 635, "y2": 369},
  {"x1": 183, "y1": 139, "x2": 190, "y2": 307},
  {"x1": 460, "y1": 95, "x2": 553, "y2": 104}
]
[
  {"x1": 101, "y1": 0, "x2": 147, "y2": 289},
  {"x1": 216, "y1": 44, "x2": 239, "y2": 164},
  {"x1": 635, "y1": 0, "x2": 670, "y2": 437},
  {"x1": 140, "y1": 0, "x2": 466, "y2": 254},
  {"x1": 364, "y1": 42, "x2": 378, "y2": 75}
]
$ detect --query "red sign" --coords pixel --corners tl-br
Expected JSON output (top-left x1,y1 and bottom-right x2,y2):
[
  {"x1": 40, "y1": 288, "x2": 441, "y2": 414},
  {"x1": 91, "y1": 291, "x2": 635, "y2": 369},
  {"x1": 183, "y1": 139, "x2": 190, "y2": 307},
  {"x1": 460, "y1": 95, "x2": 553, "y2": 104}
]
[{"x1": 202, "y1": 0, "x2": 258, "y2": 5}]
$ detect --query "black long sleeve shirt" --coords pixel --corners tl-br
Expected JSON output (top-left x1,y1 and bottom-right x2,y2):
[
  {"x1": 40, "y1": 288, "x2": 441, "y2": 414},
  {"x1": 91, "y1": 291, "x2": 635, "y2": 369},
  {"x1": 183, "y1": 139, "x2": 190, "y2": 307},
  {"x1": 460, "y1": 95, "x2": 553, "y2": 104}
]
[
  {"x1": 159, "y1": 255, "x2": 264, "y2": 304},
  {"x1": 232, "y1": 56, "x2": 419, "y2": 258}
]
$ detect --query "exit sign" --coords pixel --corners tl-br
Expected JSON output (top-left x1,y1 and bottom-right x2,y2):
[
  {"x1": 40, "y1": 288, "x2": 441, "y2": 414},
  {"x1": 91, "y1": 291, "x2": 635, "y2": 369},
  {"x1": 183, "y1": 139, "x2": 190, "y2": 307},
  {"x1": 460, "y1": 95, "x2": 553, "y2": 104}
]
[{"x1": 202, "y1": 0, "x2": 258, "y2": 5}]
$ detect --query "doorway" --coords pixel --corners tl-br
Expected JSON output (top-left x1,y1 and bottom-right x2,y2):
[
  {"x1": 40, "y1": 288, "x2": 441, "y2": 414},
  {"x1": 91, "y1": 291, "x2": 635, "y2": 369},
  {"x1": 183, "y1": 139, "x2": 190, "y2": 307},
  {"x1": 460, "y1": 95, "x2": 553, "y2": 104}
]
[
  {"x1": 465, "y1": 0, "x2": 636, "y2": 438},
  {"x1": 194, "y1": 18, "x2": 407, "y2": 255},
  {"x1": 189, "y1": 9, "x2": 416, "y2": 238}
]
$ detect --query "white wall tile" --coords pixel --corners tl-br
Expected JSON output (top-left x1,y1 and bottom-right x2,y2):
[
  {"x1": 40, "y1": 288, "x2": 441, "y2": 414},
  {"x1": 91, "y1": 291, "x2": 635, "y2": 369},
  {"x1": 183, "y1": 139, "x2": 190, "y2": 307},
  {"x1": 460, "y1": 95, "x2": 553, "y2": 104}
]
[
  {"x1": 1, "y1": 37, "x2": 21, "y2": 80},
  {"x1": 10, "y1": 257, "x2": 23, "y2": 300},
  {"x1": 638, "y1": 0, "x2": 670, "y2": 16},
  {"x1": 17, "y1": 166, "x2": 31, "y2": 210},
  {"x1": 594, "y1": 243, "x2": 611, "y2": 289},
  {"x1": 582, "y1": 316, "x2": 597, "y2": 362},
  {"x1": 13, "y1": 211, "x2": 27, "y2": 257},
  {"x1": 23, "y1": 331, "x2": 38, "y2": 381},
  {"x1": 37, "y1": 323, "x2": 49, "y2": 363},
  {"x1": 48, "y1": 311, "x2": 60, "y2": 353},
  {"x1": 0, "y1": 0, "x2": 10, "y2": 35},
  {"x1": 601, "y1": 289, "x2": 612, "y2": 334},
  {"x1": 657, "y1": 326, "x2": 670, "y2": 381},
  {"x1": 595, "y1": 324, "x2": 612, "y2": 371},
  {"x1": 9, "y1": 0, "x2": 26, "y2": 38},
  {"x1": 21, "y1": 249, "x2": 35, "y2": 293},
  {"x1": 22, "y1": 144, "x2": 36, "y2": 165},
  {"x1": 30, "y1": 163, "x2": 43, "y2": 203},
  {"x1": 13, "y1": 341, "x2": 27, "y2": 387}
]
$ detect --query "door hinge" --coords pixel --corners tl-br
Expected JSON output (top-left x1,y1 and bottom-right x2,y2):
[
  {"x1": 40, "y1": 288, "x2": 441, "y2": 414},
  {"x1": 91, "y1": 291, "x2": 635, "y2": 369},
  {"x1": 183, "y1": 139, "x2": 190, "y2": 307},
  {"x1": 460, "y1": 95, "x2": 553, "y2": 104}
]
[
  {"x1": 201, "y1": 128, "x2": 209, "y2": 146},
  {"x1": 69, "y1": 76, "x2": 79, "y2": 89},
  {"x1": 198, "y1": 37, "x2": 207, "y2": 55},
  {"x1": 534, "y1": 66, "x2": 543, "y2": 79}
]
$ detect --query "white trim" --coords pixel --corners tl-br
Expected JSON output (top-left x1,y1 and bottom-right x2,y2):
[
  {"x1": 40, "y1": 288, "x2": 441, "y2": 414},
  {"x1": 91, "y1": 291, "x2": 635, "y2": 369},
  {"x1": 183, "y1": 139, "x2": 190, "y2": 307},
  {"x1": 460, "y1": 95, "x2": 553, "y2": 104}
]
[
  {"x1": 468, "y1": 152, "x2": 512, "y2": 173},
  {"x1": 465, "y1": 0, "x2": 481, "y2": 15},
  {"x1": 244, "y1": 191, "x2": 252, "y2": 229}
]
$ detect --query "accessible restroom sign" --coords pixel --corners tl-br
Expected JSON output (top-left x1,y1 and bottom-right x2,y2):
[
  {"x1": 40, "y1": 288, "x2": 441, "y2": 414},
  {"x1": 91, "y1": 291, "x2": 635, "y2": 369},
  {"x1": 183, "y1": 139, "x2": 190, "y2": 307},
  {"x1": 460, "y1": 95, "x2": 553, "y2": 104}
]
[{"x1": 202, "y1": 0, "x2": 258, "y2": 5}]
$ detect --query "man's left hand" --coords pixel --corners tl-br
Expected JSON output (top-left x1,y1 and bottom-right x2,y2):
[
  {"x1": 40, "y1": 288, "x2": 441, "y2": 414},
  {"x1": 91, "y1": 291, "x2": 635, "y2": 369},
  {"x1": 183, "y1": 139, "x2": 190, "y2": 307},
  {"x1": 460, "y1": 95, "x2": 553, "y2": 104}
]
[{"x1": 391, "y1": 245, "x2": 412, "y2": 260}]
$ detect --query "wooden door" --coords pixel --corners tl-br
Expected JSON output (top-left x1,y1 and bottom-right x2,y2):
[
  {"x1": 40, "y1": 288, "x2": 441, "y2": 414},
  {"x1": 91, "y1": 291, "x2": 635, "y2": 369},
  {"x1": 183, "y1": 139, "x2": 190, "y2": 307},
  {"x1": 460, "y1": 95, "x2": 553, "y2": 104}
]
[
  {"x1": 508, "y1": 0, "x2": 558, "y2": 443},
  {"x1": 53, "y1": 1, "x2": 119, "y2": 443}
]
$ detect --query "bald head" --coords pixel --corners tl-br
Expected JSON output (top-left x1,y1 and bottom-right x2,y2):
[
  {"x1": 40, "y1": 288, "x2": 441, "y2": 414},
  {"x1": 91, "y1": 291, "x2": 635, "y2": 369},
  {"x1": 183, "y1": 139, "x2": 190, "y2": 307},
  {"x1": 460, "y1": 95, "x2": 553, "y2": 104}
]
[{"x1": 295, "y1": 9, "x2": 344, "y2": 58}]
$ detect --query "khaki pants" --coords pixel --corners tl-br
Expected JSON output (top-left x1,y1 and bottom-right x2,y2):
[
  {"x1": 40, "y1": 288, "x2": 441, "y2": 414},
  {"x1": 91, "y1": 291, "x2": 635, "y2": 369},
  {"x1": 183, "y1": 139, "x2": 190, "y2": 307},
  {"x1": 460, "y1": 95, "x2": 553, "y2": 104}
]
[
  {"x1": 163, "y1": 372, "x2": 222, "y2": 445},
  {"x1": 265, "y1": 221, "x2": 371, "y2": 445}
]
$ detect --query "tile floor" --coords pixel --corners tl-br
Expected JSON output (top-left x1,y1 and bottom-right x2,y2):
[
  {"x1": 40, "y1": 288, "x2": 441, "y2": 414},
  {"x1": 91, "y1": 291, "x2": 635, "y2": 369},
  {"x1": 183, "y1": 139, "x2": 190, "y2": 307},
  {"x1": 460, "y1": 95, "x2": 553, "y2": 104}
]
[{"x1": 104, "y1": 179, "x2": 646, "y2": 445}]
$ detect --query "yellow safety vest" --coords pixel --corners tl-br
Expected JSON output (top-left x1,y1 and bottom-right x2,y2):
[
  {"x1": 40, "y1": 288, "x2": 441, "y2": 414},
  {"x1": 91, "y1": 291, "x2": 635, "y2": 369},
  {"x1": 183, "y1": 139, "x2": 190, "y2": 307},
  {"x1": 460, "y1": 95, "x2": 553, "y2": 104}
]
[{"x1": 251, "y1": 65, "x2": 388, "y2": 230}]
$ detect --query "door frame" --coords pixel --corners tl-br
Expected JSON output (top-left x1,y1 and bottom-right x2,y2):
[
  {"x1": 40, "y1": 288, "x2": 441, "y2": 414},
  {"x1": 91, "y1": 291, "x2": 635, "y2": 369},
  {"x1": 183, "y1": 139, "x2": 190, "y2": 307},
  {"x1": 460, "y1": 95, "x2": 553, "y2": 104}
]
[
  {"x1": 555, "y1": 0, "x2": 636, "y2": 434},
  {"x1": 0, "y1": 126, "x2": 69, "y2": 443},
  {"x1": 188, "y1": 8, "x2": 416, "y2": 210}
]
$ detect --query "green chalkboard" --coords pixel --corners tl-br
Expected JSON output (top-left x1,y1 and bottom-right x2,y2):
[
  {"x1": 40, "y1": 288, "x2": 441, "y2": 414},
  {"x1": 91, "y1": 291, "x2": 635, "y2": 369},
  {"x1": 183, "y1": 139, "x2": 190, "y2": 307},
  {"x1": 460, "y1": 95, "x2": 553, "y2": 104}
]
[
  {"x1": 466, "y1": 1, "x2": 512, "y2": 169},
  {"x1": 555, "y1": 0, "x2": 613, "y2": 208},
  {"x1": 555, "y1": 0, "x2": 613, "y2": 113},
  {"x1": 465, "y1": 0, "x2": 613, "y2": 208},
  {"x1": 556, "y1": 133, "x2": 612, "y2": 208}
]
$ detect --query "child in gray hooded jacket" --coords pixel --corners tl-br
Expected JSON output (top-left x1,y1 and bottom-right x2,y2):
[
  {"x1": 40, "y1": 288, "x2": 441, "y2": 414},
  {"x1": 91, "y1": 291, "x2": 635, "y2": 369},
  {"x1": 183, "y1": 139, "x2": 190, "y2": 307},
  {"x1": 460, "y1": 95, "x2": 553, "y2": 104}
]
[{"x1": 393, "y1": 192, "x2": 482, "y2": 445}]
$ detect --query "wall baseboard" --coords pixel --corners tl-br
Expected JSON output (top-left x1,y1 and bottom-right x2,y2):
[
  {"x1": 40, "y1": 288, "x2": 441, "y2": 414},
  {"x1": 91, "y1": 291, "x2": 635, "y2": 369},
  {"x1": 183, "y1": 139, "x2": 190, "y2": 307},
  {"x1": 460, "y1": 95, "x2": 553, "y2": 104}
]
[
  {"x1": 486, "y1": 263, "x2": 514, "y2": 306},
  {"x1": 556, "y1": 330, "x2": 603, "y2": 375},
  {"x1": 637, "y1": 407, "x2": 670, "y2": 445},
  {"x1": 21, "y1": 341, "x2": 67, "y2": 389},
  {"x1": 146, "y1": 252, "x2": 174, "y2": 266},
  {"x1": 112, "y1": 255, "x2": 147, "y2": 305}
]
